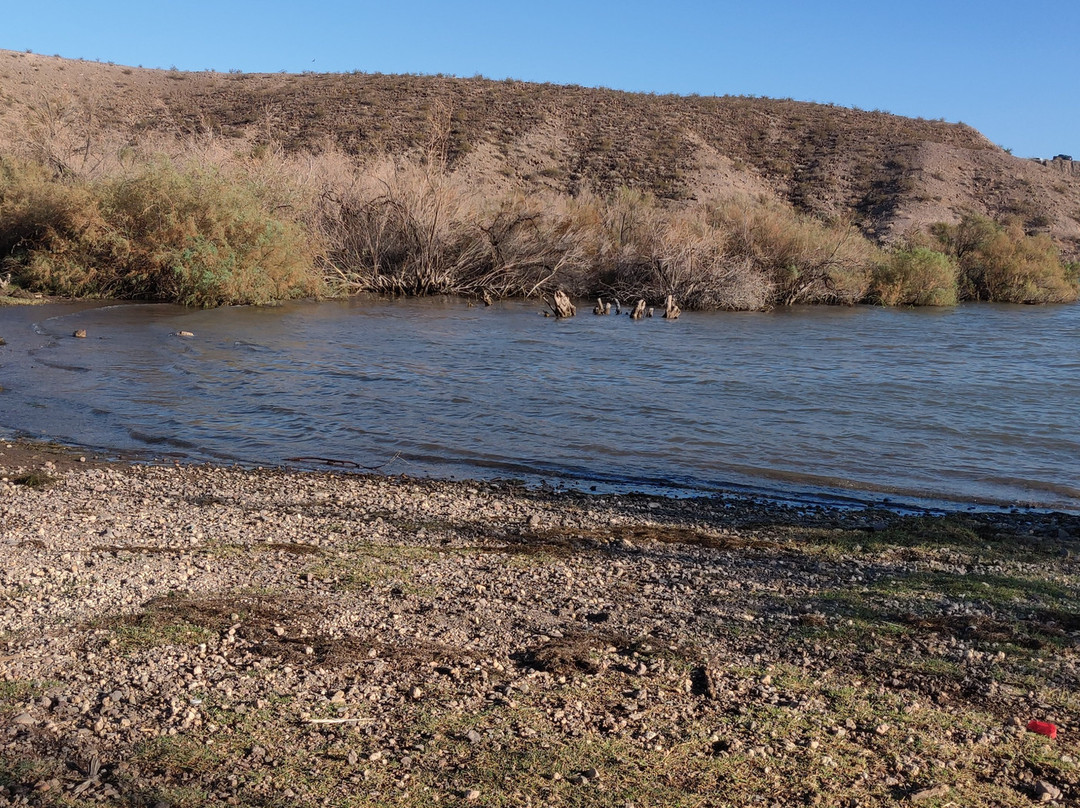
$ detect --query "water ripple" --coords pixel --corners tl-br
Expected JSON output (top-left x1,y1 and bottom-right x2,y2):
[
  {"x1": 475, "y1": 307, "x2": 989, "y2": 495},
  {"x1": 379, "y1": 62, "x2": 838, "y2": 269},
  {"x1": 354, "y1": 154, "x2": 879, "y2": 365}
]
[{"x1": 1, "y1": 298, "x2": 1078, "y2": 511}]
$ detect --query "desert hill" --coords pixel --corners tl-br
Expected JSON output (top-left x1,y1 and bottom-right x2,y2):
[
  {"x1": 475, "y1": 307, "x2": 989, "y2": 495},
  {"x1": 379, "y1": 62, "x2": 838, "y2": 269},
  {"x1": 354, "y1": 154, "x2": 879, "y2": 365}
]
[{"x1": 2, "y1": 50, "x2": 1077, "y2": 259}]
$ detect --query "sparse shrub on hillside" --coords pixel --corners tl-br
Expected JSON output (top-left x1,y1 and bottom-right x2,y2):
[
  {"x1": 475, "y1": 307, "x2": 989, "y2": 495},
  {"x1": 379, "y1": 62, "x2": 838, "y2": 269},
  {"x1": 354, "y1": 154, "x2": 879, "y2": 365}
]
[
  {"x1": 869, "y1": 247, "x2": 958, "y2": 306},
  {"x1": 930, "y1": 213, "x2": 1078, "y2": 304}
]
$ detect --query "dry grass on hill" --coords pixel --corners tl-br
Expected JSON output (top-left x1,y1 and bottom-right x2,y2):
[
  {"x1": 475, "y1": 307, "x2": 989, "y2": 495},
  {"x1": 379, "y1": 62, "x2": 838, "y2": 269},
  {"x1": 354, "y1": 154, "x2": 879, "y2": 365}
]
[
  {"x1": 0, "y1": 51, "x2": 1078, "y2": 308},
  {"x1": 2, "y1": 50, "x2": 1078, "y2": 253}
]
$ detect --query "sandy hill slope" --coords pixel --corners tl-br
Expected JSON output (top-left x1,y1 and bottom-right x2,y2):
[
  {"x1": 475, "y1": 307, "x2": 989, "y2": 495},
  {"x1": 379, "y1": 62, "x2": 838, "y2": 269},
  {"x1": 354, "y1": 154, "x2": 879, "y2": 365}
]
[{"x1": 2, "y1": 50, "x2": 1078, "y2": 257}]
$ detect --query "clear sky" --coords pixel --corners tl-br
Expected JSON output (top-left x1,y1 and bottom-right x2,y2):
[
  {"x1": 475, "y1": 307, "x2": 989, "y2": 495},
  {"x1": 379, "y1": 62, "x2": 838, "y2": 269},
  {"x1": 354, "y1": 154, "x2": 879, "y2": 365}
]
[{"x1": 4, "y1": 0, "x2": 1077, "y2": 159}]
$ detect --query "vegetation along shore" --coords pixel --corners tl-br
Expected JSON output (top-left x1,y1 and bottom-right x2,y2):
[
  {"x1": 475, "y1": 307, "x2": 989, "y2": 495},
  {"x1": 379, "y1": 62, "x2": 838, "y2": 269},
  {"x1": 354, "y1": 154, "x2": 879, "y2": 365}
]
[
  {"x1": 1, "y1": 440, "x2": 1078, "y2": 806},
  {"x1": 0, "y1": 51, "x2": 1078, "y2": 309}
]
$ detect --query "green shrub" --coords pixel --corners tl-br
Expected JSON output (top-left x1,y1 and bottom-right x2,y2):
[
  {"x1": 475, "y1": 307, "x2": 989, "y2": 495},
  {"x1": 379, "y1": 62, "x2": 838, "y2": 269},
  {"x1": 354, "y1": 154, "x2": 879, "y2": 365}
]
[
  {"x1": 930, "y1": 213, "x2": 1078, "y2": 304},
  {"x1": 0, "y1": 158, "x2": 107, "y2": 270},
  {"x1": 869, "y1": 247, "x2": 958, "y2": 306},
  {"x1": 1, "y1": 158, "x2": 322, "y2": 306}
]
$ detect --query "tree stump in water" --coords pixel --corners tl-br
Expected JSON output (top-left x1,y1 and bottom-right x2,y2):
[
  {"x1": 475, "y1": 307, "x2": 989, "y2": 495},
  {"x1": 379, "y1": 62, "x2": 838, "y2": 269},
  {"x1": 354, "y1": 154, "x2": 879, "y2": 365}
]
[
  {"x1": 629, "y1": 299, "x2": 647, "y2": 320},
  {"x1": 592, "y1": 297, "x2": 607, "y2": 315},
  {"x1": 547, "y1": 290, "x2": 577, "y2": 319},
  {"x1": 663, "y1": 295, "x2": 681, "y2": 320}
]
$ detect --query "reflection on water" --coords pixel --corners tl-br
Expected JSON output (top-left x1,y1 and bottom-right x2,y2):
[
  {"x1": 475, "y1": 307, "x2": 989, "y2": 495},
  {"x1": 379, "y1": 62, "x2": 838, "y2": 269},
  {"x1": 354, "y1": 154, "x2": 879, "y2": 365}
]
[{"x1": 1, "y1": 297, "x2": 1078, "y2": 511}]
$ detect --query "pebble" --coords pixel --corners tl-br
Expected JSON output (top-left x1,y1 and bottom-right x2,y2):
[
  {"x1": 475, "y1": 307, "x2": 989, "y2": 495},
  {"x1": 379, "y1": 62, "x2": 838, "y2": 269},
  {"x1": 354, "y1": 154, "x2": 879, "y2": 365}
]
[
  {"x1": 910, "y1": 785, "x2": 949, "y2": 803},
  {"x1": 1037, "y1": 780, "x2": 1062, "y2": 802}
]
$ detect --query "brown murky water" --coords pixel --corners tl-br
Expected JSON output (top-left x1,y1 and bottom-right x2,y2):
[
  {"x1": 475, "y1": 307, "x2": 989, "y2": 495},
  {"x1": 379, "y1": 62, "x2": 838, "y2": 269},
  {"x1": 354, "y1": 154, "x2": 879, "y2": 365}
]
[{"x1": 1, "y1": 297, "x2": 1078, "y2": 511}]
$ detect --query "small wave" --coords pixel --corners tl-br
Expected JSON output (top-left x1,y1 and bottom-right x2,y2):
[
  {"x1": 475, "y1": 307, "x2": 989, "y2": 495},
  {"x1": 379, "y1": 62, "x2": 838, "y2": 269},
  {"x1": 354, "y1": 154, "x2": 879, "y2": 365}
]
[
  {"x1": 128, "y1": 431, "x2": 199, "y2": 451},
  {"x1": 37, "y1": 360, "x2": 91, "y2": 373}
]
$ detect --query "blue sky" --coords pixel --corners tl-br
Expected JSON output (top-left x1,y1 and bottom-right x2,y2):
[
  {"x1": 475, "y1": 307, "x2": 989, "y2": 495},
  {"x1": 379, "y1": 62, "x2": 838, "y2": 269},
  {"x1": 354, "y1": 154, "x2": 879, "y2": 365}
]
[{"x1": 4, "y1": 0, "x2": 1077, "y2": 159}]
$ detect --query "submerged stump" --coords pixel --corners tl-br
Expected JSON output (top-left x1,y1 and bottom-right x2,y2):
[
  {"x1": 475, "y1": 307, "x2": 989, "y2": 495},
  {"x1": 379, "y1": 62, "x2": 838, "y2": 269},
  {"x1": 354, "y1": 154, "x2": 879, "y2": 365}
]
[
  {"x1": 547, "y1": 290, "x2": 577, "y2": 319},
  {"x1": 629, "y1": 299, "x2": 647, "y2": 320},
  {"x1": 663, "y1": 295, "x2": 681, "y2": 320}
]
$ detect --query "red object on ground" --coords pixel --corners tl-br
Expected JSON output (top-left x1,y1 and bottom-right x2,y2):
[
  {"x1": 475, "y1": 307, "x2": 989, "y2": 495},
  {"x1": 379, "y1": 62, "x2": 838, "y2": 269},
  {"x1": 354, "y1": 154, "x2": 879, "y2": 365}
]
[{"x1": 1027, "y1": 720, "x2": 1058, "y2": 739}]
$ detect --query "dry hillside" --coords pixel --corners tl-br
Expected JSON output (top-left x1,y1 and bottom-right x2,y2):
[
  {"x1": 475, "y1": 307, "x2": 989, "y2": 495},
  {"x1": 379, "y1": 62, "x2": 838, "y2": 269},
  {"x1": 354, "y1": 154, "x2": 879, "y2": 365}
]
[{"x1": 1, "y1": 49, "x2": 1079, "y2": 258}]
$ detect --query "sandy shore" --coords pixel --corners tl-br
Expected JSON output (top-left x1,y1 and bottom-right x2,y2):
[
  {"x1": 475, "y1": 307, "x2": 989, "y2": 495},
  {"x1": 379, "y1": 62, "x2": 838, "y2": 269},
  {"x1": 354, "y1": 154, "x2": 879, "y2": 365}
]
[{"x1": 1, "y1": 440, "x2": 1078, "y2": 807}]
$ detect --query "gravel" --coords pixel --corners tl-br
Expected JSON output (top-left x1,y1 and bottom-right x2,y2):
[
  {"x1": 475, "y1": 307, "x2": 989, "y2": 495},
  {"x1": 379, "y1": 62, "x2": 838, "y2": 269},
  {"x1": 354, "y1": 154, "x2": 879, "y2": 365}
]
[{"x1": 1, "y1": 440, "x2": 1078, "y2": 806}]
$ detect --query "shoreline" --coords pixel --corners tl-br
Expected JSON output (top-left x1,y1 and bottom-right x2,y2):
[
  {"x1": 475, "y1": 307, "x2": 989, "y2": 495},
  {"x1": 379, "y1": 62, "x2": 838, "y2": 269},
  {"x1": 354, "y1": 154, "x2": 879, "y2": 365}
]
[
  {"x1": 3, "y1": 435, "x2": 1078, "y2": 523},
  {"x1": 2, "y1": 439, "x2": 1078, "y2": 806}
]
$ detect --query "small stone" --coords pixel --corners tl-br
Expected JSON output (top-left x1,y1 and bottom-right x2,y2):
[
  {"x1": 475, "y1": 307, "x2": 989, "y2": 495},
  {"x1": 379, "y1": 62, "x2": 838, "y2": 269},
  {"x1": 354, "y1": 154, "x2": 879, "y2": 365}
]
[
  {"x1": 408, "y1": 686, "x2": 423, "y2": 700},
  {"x1": 910, "y1": 785, "x2": 949, "y2": 803},
  {"x1": 582, "y1": 767, "x2": 600, "y2": 781},
  {"x1": 463, "y1": 789, "x2": 481, "y2": 801},
  {"x1": 73, "y1": 329, "x2": 87, "y2": 338},
  {"x1": 1036, "y1": 780, "x2": 1062, "y2": 802},
  {"x1": 12, "y1": 712, "x2": 34, "y2": 726},
  {"x1": 466, "y1": 729, "x2": 483, "y2": 745}
]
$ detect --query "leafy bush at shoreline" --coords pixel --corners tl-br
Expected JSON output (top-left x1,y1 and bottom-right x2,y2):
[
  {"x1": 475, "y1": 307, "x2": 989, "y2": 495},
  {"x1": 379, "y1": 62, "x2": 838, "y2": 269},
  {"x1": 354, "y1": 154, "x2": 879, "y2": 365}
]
[
  {"x1": 869, "y1": 247, "x2": 959, "y2": 307},
  {"x1": 0, "y1": 158, "x2": 321, "y2": 306},
  {"x1": 929, "y1": 214, "x2": 1078, "y2": 304},
  {"x1": 1, "y1": 147, "x2": 1076, "y2": 309}
]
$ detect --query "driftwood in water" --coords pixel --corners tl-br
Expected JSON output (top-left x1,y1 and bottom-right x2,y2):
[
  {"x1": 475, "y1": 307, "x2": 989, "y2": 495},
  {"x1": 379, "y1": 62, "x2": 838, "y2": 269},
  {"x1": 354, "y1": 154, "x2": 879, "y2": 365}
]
[
  {"x1": 647, "y1": 308, "x2": 654, "y2": 318},
  {"x1": 547, "y1": 290, "x2": 577, "y2": 319},
  {"x1": 592, "y1": 297, "x2": 607, "y2": 315},
  {"x1": 613, "y1": 298, "x2": 622, "y2": 315},
  {"x1": 629, "y1": 299, "x2": 647, "y2": 320},
  {"x1": 663, "y1": 295, "x2": 681, "y2": 320}
]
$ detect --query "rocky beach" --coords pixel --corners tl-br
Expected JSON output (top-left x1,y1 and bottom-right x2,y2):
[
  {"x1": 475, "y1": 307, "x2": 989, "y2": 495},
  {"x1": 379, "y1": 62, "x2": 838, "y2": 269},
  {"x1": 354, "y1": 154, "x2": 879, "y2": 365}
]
[{"x1": 1, "y1": 440, "x2": 1078, "y2": 807}]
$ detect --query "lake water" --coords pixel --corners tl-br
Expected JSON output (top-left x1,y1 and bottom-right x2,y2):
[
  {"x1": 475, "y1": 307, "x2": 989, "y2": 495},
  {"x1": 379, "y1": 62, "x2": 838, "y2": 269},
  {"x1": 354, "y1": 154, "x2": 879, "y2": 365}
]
[{"x1": 1, "y1": 297, "x2": 1078, "y2": 512}]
